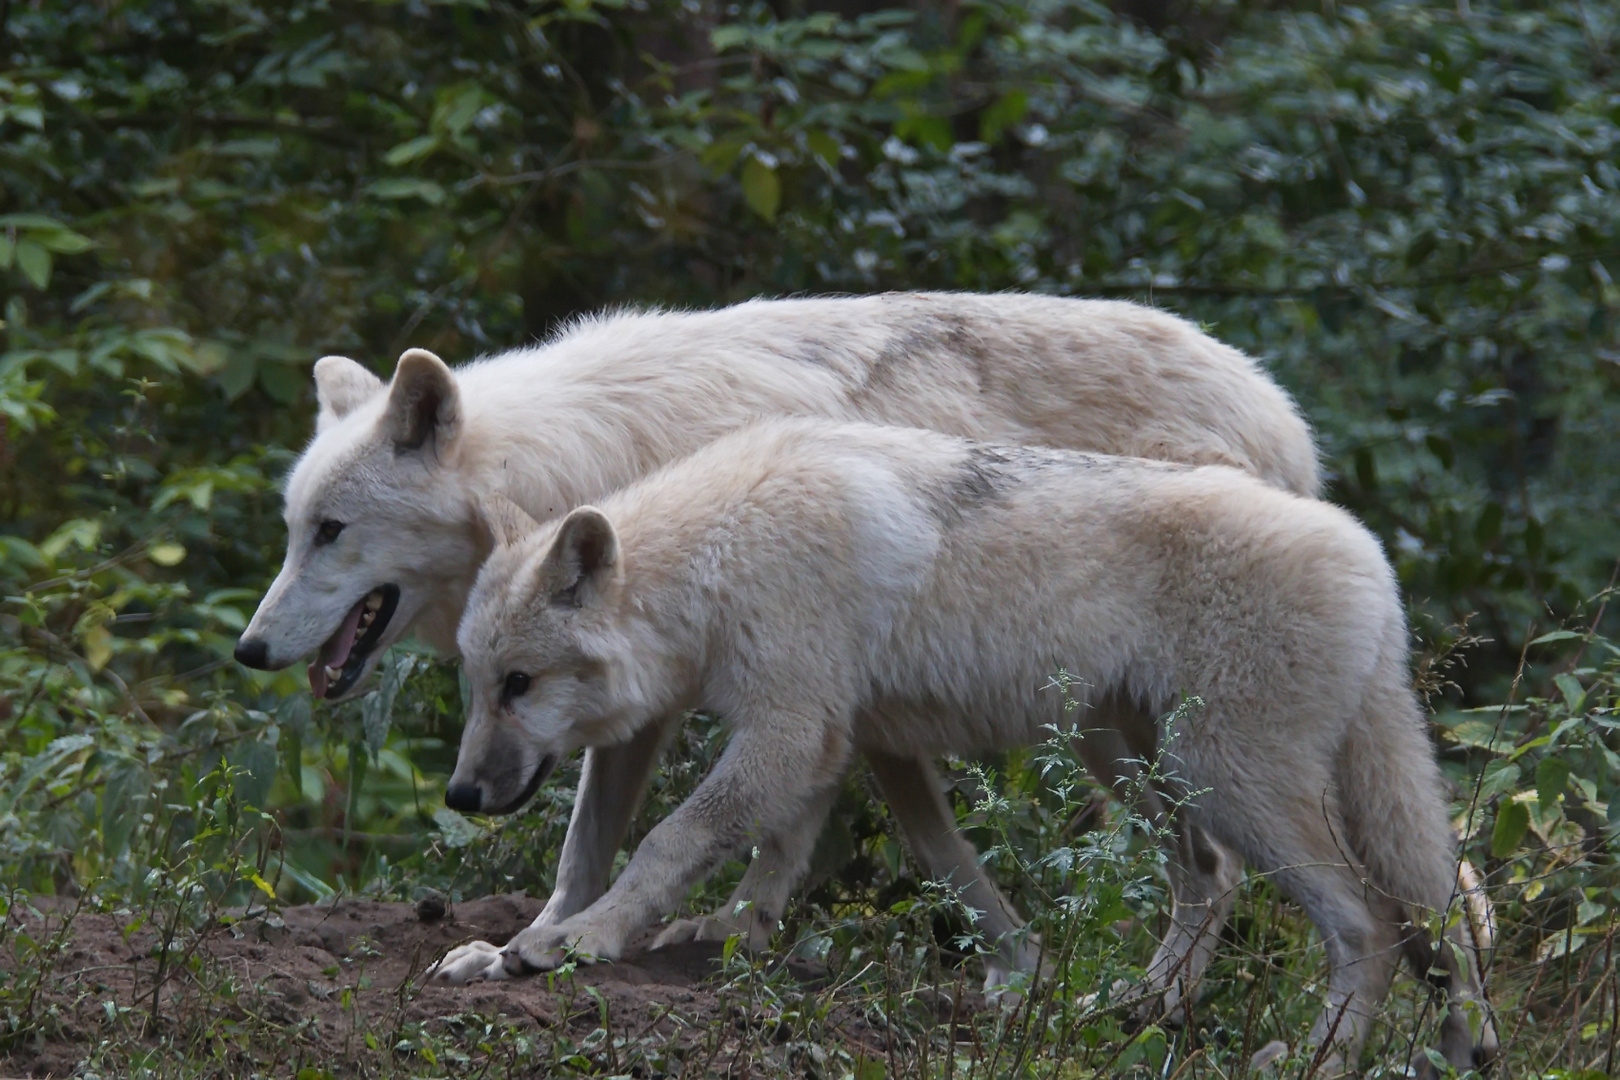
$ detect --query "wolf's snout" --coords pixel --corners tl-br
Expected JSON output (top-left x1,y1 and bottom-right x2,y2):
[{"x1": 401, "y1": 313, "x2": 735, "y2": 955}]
[
  {"x1": 444, "y1": 783, "x2": 482, "y2": 813},
  {"x1": 234, "y1": 636, "x2": 272, "y2": 670}
]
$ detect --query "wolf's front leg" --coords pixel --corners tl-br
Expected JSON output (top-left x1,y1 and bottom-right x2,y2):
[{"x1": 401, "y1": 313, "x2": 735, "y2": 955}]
[
  {"x1": 538, "y1": 717, "x2": 671, "y2": 925},
  {"x1": 500, "y1": 711, "x2": 847, "y2": 975},
  {"x1": 652, "y1": 780, "x2": 841, "y2": 950},
  {"x1": 428, "y1": 719, "x2": 671, "y2": 986}
]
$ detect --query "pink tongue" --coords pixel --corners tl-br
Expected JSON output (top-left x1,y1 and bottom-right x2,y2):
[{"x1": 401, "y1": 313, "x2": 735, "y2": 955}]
[{"x1": 308, "y1": 599, "x2": 367, "y2": 697}]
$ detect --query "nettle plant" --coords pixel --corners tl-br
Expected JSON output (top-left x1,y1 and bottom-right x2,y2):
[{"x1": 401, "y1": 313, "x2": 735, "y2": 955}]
[{"x1": 1445, "y1": 622, "x2": 1620, "y2": 963}]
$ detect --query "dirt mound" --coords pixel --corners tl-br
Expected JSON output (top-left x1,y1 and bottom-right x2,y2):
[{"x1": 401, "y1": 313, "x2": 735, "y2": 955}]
[{"x1": 1, "y1": 894, "x2": 853, "y2": 1077}]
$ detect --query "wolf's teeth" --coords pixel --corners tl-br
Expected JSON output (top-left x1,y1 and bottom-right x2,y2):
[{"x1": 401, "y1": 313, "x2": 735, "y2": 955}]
[
  {"x1": 326, "y1": 665, "x2": 342, "y2": 680},
  {"x1": 364, "y1": 592, "x2": 383, "y2": 612}
]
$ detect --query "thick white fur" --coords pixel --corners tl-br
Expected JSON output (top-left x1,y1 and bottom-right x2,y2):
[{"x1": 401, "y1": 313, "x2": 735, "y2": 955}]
[
  {"x1": 248, "y1": 293, "x2": 1317, "y2": 675},
  {"x1": 445, "y1": 420, "x2": 1495, "y2": 1072},
  {"x1": 242, "y1": 292, "x2": 1320, "y2": 975}
]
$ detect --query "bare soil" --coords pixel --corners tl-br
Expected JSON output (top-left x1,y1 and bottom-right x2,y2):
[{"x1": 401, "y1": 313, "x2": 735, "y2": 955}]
[{"x1": 0, "y1": 894, "x2": 863, "y2": 1078}]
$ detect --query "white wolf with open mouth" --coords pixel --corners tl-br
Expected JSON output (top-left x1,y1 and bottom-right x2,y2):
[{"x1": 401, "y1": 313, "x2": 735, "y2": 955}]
[
  {"x1": 442, "y1": 419, "x2": 1496, "y2": 1073},
  {"x1": 235, "y1": 291, "x2": 1319, "y2": 990}
]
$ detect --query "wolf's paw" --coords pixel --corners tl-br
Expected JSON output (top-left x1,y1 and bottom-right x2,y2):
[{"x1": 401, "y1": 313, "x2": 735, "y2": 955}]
[
  {"x1": 653, "y1": 898, "x2": 777, "y2": 952},
  {"x1": 1248, "y1": 1040, "x2": 1290, "y2": 1072},
  {"x1": 652, "y1": 916, "x2": 721, "y2": 949},
  {"x1": 1075, "y1": 978, "x2": 1182, "y2": 1029},
  {"x1": 980, "y1": 934, "x2": 1050, "y2": 1006},
  {"x1": 427, "y1": 940, "x2": 511, "y2": 985},
  {"x1": 499, "y1": 917, "x2": 626, "y2": 974},
  {"x1": 652, "y1": 910, "x2": 765, "y2": 951}
]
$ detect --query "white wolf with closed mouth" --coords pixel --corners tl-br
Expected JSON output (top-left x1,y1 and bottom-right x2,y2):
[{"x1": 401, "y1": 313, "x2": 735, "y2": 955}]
[
  {"x1": 236, "y1": 292, "x2": 1323, "y2": 996},
  {"x1": 442, "y1": 418, "x2": 1497, "y2": 1073}
]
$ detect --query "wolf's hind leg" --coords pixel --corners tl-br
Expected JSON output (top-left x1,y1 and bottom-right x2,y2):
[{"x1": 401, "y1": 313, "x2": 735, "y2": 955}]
[
  {"x1": 866, "y1": 752, "x2": 1036, "y2": 997},
  {"x1": 1197, "y1": 788, "x2": 1402, "y2": 1074},
  {"x1": 1140, "y1": 818, "x2": 1244, "y2": 1022},
  {"x1": 1073, "y1": 723, "x2": 1243, "y2": 1022}
]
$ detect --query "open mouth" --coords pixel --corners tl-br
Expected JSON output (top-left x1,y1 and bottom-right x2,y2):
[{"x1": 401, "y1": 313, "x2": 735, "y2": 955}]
[
  {"x1": 486, "y1": 754, "x2": 558, "y2": 816},
  {"x1": 308, "y1": 584, "x2": 400, "y2": 700}
]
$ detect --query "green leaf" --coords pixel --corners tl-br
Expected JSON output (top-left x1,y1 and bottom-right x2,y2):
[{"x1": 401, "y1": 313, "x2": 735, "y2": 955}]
[
  {"x1": 806, "y1": 130, "x2": 841, "y2": 168},
  {"x1": 1553, "y1": 673, "x2": 1586, "y2": 713},
  {"x1": 344, "y1": 738, "x2": 368, "y2": 849},
  {"x1": 100, "y1": 761, "x2": 150, "y2": 860},
  {"x1": 210, "y1": 137, "x2": 281, "y2": 157},
  {"x1": 0, "y1": 213, "x2": 71, "y2": 230},
  {"x1": 1535, "y1": 757, "x2": 1570, "y2": 807},
  {"x1": 147, "y1": 541, "x2": 185, "y2": 566},
  {"x1": 217, "y1": 353, "x2": 258, "y2": 400},
  {"x1": 1444, "y1": 718, "x2": 1513, "y2": 753},
  {"x1": 280, "y1": 861, "x2": 336, "y2": 902},
  {"x1": 852, "y1": 1053, "x2": 885, "y2": 1080},
  {"x1": 35, "y1": 227, "x2": 93, "y2": 255},
  {"x1": 361, "y1": 652, "x2": 415, "y2": 753},
  {"x1": 1475, "y1": 760, "x2": 1520, "y2": 802},
  {"x1": 278, "y1": 694, "x2": 313, "y2": 736},
  {"x1": 15, "y1": 239, "x2": 50, "y2": 289},
  {"x1": 283, "y1": 728, "x2": 304, "y2": 791},
  {"x1": 259, "y1": 362, "x2": 305, "y2": 405},
  {"x1": 1529, "y1": 630, "x2": 1585, "y2": 645},
  {"x1": 1491, "y1": 798, "x2": 1530, "y2": 858},
  {"x1": 433, "y1": 806, "x2": 486, "y2": 848},
  {"x1": 228, "y1": 738, "x2": 278, "y2": 810},
  {"x1": 709, "y1": 24, "x2": 755, "y2": 50},
  {"x1": 383, "y1": 135, "x2": 440, "y2": 166},
  {"x1": 740, "y1": 156, "x2": 780, "y2": 222},
  {"x1": 365, "y1": 178, "x2": 446, "y2": 205},
  {"x1": 40, "y1": 517, "x2": 100, "y2": 559},
  {"x1": 979, "y1": 88, "x2": 1029, "y2": 143}
]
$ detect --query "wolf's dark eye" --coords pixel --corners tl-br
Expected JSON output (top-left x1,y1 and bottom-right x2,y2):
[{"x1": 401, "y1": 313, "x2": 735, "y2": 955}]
[
  {"x1": 502, "y1": 672, "x2": 531, "y2": 704},
  {"x1": 314, "y1": 520, "x2": 345, "y2": 546}
]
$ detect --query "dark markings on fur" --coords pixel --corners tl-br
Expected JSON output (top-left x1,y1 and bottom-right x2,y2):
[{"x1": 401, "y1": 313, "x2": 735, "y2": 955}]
[
  {"x1": 853, "y1": 329, "x2": 929, "y2": 401},
  {"x1": 927, "y1": 444, "x2": 1067, "y2": 521},
  {"x1": 850, "y1": 307, "x2": 996, "y2": 403},
  {"x1": 927, "y1": 443, "x2": 1189, "y2": 528},
  {"x1": 793, "y1": 341, "x2": 840, "y2": 370},
  {"x1": 936, "y1": 310, "x2": 992, "y2": 393}
]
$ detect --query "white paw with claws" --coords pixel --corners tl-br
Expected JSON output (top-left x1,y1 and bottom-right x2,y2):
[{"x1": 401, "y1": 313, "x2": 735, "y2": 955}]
[
  {"x1": 428, "y1": 917, "x2": 626, "y2": 984},
  {"x1": 497, "y1": 916, "x2": 626, "y2": 974},
  {"x1": 427, "y1": 940, "x2": 511, "y2": 984}
]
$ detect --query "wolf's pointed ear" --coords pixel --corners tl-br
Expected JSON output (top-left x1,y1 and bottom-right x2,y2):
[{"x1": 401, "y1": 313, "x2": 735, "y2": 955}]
[
  {"x1": 478, "y1": 495, "x2": 540, "y2": 550},
  {"x1": 539, "y1": 507, "x2": 619, "y2": 607},
  {"x1": 385, "y1": 348, "x2": 460, "y2": 454},
  {"x1": 313, "y1": 356, "x2": 383, "y2": 432}
]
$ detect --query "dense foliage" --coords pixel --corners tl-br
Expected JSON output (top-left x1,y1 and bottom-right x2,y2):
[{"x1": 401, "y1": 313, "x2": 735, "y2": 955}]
[{"x1": 1, "y1": 0, "x2": 1618, "y2": 1074}]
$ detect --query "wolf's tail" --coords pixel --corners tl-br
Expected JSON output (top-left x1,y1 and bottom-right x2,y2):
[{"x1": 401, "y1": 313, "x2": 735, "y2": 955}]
[{"x1": 1335, "y1": 644, "x2": 1458, "y2": 916}]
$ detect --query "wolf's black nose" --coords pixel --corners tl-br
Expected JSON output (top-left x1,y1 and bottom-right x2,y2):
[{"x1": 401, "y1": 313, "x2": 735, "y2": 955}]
[
  {"x1": 444, "y1": 783, "x2": 482, "y2": 813},
  {"x1": 234, "y1": 636, "x2": 270, "y2": 669}
]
